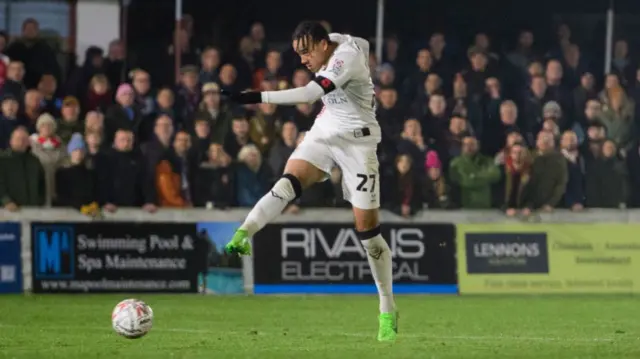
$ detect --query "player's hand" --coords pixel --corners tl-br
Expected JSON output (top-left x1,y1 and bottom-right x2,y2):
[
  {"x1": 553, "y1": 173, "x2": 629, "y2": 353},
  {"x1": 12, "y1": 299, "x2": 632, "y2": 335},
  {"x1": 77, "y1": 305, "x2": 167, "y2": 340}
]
[
  {"x1": 220, "y1": 89, "x2": 262, "y2": 105},
  {"x1": 4, "y1": 202, "x2": 18, "y2": 212}
]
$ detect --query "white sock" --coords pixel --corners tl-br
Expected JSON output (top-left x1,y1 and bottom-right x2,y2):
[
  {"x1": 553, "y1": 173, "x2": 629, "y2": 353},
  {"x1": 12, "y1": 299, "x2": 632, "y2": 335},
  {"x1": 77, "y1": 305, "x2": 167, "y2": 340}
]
[
  {"x1": 361, "y1": 234, "x2": 395, "y2": 314},
  {"x1": 240, "y1": 177, "x2": 298, "y2": 237}
]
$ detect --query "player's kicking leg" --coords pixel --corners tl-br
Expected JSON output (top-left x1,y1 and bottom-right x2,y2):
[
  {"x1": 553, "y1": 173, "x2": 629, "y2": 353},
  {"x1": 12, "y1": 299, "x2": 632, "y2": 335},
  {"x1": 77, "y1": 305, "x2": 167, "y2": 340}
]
[
  {"x1": 353, "y1": 206, "x2": 398, "y2": 342},
  {"x1": 224, "y1": 159, "x2": 325, "y2": 255}
]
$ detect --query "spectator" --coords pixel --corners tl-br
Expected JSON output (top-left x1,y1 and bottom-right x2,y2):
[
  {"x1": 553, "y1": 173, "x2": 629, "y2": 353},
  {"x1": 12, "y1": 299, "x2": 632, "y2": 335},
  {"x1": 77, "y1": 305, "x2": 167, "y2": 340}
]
[
  {"x1": 463, "y1": 47, "x2": 494, "y2": 100},
  {"x1": 383, "y1": 154, "x2": 423, "y2": 217},
  {"x1": 577, "y1": 99, "x2": 603, "y2": 143},
  {"x1": 268, "y1": 121, "x2": 298, "y2": 176},
  {"x1": 423, "y1": 150, "x2": 451, "y2": 209},
  {"x1": 199, "y1": 47, "x2": 221, "y2": 84},
  {"x1": 423, "y1": 93, "x2": 449, "y2": 158},
  {"x1": 560, "y1": 130, "x2": 585, "y2": 210},
  {"x1": 504, "y1": 142, "x2": 532, "y2": 216},
  {"x1": 0, "y1": 127, "x2": 45, "y2": 210},
  {"x1": 97, "y1": 129, "x2": 156, "y2": 212},
  {"x1": 154, "y1": 87, "x2": 176, "y2": 125},
  {"x1": 0, "y1": 95, "x2": 22, "y2": 149},
  {"x1": 573, "y1": 72, "x2": 597, "y2": 123},
  {"x1": 292, "y1": 68, "x2": 311, "y2": 88},
  {"x1": 561, "y1": 44, "x2": 588, "y2": 89},
  {"x1": 235, "y1": 37, "x2": 256, "y2": 90},
  {"x1": 53, "y1": 133, "x2": 99, "y2": 216},
  {"x1": 235, "y1": 144, "x2": 271, "y2": 207},
  {"x1": 189, "y1": 117, "x2": 212, "y2": 166},
  {"x1": 20, "y1": 89, "x2": 43, "y2": 133},
  {"x1": 377, "y1": 87, "x2": 404, "y2": 140},
  {"x1": 527, "y1": 61, "x2": 544, "y2": 79},
  {"x1": 411, "y1": 73, "x2": 441, "y2": 117},
  {"x1": 402, "y1": 49, "x2": 432, "y2": 102},
  {"x1": 38, "y1": 74, "x2": 62, "y2": 117},
  {"x1": 376, "y1": 63, "x2": 397, "y2": 92},
  {"x1": 250, "y1": 22, "x2": 267, "y2": 68},
  {"x1": 250, "y1": 103, "x2": 280, "y2": 153},
  {"x1": 172, "y1": 130, "x2": 193, "y2": 204},
  {"x1": 104, "y1": 39, "x2": 126, "y2": 88},
  {"x1": 495, "y1": 131, "x2": 525, "y2": 166},
  {"x1": 29, "y1": 113, "x2": 65, "y2": 206},
  {"x1": 218, "y1": 64, "x2": 239, "y2": 93},
  {"x1": 66, "y1": 46, "x2": 105, "y2": 103},
  {"x1": 522, "y1": 75, "x2": 550, "y2": 143},
  {"x1": 449, "y1": 136, "x2": 500, "y2": 209},
  {"x1": 193, "y1": 143, "x2": 234, "y2": 208},
  {"x1": 174, "y1": 66, "x2": 201, "y2": 128},
  {"x1": 131, "y1": 69, "x2": 155, "y2": 121},
  {"x1": 397, "y1": 118, "x2": 428, "y2": 172},
  {"x1": 484, "y1": 100, "x2": 519, "y2": 156},
  {"x1": 288, "y1": 103, "x2": 317, "y2": 132},
  {"x1": 224, "y1": 116, "x2": 253, "y2": 159},
  {"x1": 447, "y1": 74, "x2": 469, "y2": 119},
  {"x1": 586, "y1": 140, "x2": 628, "y2": 208},
  {"x1": 2, "y1": 61, "x2": 26, "y2": 101},
  {"x1": 5, "y1": 18, "x2": 61, "y2": 88},
  {"x1": 429, "y1": 33, "x2": 453, "y2": 90},
  {"x1": 521, "y1": 131, "x2": 568, "y2": 214},
  {"x1": 507, "y1": 30, "x2": 536, "y2": 76},
  {"x1": 84, "y1": 130, "x2": 104, "y2": 167},
  {"x1": 600, "y1": 86, "x2": 635, "y2": 151},
  {"x1": 141, "y1": 114, "x2": 174, "y2": 176},
  {"x1": 446, "y1": 115, "x2": 469, "y2": 158},
  {"x1": 57, "y1": 97, "x2": 83, "y2": 145},
  {"x1": 253, "y1": 49, "x2": 286, "y2": 89},
  {"x1": 196, "y1": 82, "x2": 231, "y2": 144},
  {"x1": 84, "y1": 111, "x2": 105, "y2": 136},
  {"x1": 626, "y1": 139, "x2": 640, "y2": 207},
  {"x1": 583, "y1": 121, "x2": 607, "y2": 162},
  {"x1": 611, "y1": 39, "x2": 635, "y2": 89},
  {"x1": 85, "y1": 74, "x2": 113, "y2": 114},
  {"x1": 104, "y1": 83, "x2": 143, "y2": 145},
  {"x1": 156, "y1": 154, "x2": 189, "y2": 208}
]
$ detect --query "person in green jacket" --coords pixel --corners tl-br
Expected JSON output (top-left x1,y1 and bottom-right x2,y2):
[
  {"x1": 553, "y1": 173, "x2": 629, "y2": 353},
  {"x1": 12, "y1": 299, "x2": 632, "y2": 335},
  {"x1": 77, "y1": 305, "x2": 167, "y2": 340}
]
[
  {"x1": 0, "y1": 127, "x2": 46, "y2": 211},
  {"x1": 449, "y1": 135, "x2": 501, "y2": 209}
]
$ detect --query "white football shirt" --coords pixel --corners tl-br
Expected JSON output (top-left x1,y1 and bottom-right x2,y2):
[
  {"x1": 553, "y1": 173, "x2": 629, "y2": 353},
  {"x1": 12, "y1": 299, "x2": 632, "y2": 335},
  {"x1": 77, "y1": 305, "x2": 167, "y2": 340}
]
[{"x1": 314, "y1": 33, "x2": 379, "y2": 133}]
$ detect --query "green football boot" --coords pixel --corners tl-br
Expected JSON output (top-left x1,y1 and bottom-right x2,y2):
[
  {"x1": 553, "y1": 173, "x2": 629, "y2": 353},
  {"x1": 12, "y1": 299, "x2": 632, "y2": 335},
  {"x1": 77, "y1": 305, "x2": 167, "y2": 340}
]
[
  {"x1": 377, "y1": 311, "x2": 398, "y2": 342},
  {"x1": 224, "y1": 228, "x2": 252, "y2": 256}
]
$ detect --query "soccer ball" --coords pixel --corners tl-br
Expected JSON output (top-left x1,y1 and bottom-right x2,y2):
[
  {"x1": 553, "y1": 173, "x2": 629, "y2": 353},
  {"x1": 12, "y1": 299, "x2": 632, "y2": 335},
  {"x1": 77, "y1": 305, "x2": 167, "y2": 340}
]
[{"x1": 111, "y1": 299, "x2": 153, "y2": 339}]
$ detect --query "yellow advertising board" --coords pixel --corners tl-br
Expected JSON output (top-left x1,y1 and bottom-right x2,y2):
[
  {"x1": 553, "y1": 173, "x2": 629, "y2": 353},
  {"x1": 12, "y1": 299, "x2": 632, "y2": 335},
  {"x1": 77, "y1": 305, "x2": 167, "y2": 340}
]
[{"x1": 457, "y1": 224, "x2": 640, "y2": 294}]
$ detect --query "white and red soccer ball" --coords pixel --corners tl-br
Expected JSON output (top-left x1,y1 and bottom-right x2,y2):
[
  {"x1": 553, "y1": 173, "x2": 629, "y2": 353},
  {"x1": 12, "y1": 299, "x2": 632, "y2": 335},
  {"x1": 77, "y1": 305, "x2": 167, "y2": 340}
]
[{"x1": 111, "y1": 299, "x2": 154, "y2": 339}]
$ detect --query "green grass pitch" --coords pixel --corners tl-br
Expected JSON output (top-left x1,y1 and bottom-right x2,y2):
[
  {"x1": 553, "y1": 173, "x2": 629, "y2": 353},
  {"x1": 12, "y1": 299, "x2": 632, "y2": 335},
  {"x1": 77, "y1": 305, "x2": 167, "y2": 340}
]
[{"x1": 0, "y1": 294, "x2": 639, "y2": 358}]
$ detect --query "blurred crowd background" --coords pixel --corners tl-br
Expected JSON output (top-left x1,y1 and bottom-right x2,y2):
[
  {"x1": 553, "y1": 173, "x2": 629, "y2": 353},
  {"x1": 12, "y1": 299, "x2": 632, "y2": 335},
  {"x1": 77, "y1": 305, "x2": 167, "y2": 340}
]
[{"x1": 1, "y1": 0, "x2": 640, "y2": 218}]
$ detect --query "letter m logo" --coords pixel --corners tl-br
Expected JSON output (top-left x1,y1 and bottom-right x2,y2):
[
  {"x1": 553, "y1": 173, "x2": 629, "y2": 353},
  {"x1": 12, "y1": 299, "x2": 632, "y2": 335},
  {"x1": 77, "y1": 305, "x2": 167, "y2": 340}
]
[{"x1": 32, "y1": 225, "x2": 75, "y2": 279}]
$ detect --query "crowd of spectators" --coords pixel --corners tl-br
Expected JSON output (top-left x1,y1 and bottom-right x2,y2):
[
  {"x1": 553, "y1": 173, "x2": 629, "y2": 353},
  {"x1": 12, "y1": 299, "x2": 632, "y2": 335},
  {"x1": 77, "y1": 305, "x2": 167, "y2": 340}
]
[{"x1": 1, "y1": 18, "x2": 640, "y2": 218}]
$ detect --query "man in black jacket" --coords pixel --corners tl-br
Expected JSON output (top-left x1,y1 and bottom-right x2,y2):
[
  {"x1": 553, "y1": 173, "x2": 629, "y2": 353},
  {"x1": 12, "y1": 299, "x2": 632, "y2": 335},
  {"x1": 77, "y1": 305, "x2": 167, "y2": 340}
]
[{"x1": 97, "y1": 129, "x2": 156, "y2": 213}]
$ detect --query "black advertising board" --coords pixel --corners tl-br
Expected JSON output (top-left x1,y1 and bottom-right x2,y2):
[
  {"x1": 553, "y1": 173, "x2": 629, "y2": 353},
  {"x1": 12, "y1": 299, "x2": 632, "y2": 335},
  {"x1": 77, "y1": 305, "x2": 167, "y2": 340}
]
[
  {"x1": 31, "y1": 222, "x2": 202, "y2": 293},
  {"x1": 253, "y1": 223, "x2": 458, "y2": 294}
]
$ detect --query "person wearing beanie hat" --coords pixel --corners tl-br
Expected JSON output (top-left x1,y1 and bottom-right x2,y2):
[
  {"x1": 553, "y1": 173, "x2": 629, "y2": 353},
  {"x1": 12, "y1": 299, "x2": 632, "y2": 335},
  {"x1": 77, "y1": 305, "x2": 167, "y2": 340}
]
[
  {"x1": 66, "y1": 132, "x2": 85, "y2": 155},
  {"x1": 54, "y1": 132, "x2": 100, "y2": 217},
  {"x1": 104, "y1": 82, "x2": 143, "y2": 144},
  {"x1": 424, "y1": 150, "x2": 451, "y2": 209},
  {"x1": 57, "y1": 96, "x2": 83, "y2": 145}
]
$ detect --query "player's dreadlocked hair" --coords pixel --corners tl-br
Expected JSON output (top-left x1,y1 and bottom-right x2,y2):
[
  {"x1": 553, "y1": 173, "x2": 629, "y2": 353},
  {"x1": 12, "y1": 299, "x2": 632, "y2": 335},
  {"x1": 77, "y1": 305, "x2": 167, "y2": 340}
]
[{"x1": 292, "y1": 21, "x2": 330, "y2": 51}]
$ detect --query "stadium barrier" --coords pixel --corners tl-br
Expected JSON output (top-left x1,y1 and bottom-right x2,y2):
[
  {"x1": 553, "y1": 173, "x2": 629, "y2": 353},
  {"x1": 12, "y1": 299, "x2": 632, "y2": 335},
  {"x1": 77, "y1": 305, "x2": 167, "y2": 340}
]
[{"x1": 2, "y1": 208, "x2": 640, "y2": 295}]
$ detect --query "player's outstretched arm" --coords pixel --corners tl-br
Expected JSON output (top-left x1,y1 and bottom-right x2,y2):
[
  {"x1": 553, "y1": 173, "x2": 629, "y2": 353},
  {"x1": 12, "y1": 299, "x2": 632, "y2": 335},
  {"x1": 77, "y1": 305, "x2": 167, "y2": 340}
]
[{"x1": 221, "y1": 80, "x2": 326, "y2": 106}]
